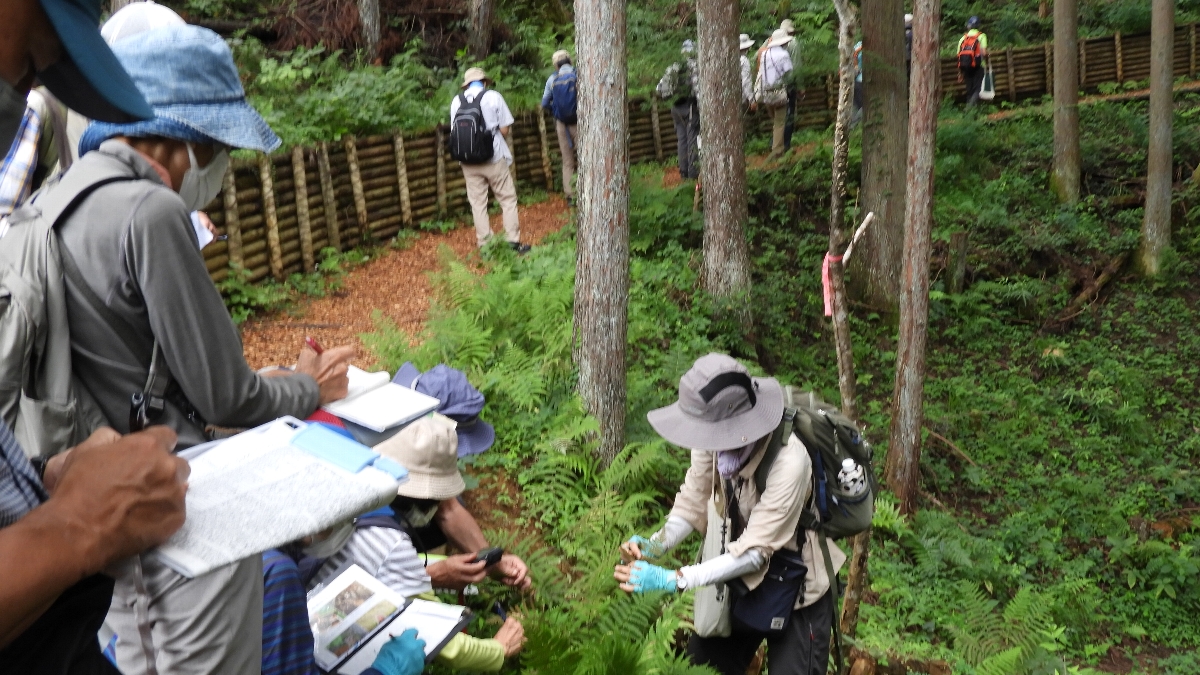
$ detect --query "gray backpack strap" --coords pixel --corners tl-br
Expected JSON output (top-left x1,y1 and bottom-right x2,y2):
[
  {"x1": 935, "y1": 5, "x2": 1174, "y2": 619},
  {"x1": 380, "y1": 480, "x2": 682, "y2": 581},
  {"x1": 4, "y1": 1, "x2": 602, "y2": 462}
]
[{"x1": 753, "y1": 407, "x2": 796, "y2": 497}]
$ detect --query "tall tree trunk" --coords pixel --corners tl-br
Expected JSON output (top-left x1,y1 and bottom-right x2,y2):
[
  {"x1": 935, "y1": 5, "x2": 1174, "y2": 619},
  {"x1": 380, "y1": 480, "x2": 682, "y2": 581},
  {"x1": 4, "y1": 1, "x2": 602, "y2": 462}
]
[
  {"x1": 573, "y1": 0, "x2": 629, "y2": 464},
  {"x1": 468, "y1": 0, "x2": 495, "y2": 60},
  {"x1": 1051, "y1": 0, "x2": 1080, "y2": 203},
  {"x1": 109, "y1": 0, "x2": 136, "y2": 13},
  {"x1": 886, "y1": 0, "x2": 940, "y2": 516},
  {"x1": 1138, "y1": 0, "x2": 1174, "y2": 276},
  {"x1": 828, "y1": 0, "x2": 871, "y2": 643},
  {"x1": 697, "y1": 0, "x2": 751, "y2": 319},
  {"x1": 851, "y1": 0, "x2": 908, "y2": 314},
  {"x1": 358, "y1": 0, "x2": 381, "y2": 61}
]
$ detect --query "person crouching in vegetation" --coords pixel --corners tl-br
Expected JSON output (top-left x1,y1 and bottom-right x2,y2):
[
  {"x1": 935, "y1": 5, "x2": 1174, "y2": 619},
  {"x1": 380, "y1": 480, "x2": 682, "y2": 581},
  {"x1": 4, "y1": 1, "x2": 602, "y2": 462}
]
[
  {"x1": 614, "y1": 354, "x2": 844, "y2": 675},
  {"x1": 305, "y1": 418, "x2": 526, "y2": 671},
  {"x1": 541, "y1": 49, "x2": 578, "y2": 205},
  {"x1": 656, "y1": 40, "x2": 701, "y2": 180}
]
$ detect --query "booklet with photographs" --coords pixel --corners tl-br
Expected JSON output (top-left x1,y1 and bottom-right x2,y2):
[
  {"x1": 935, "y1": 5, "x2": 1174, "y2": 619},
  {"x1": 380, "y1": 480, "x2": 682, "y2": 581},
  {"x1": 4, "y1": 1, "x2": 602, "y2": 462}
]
[{"x1": 308, "y1": 564, "x2": 470, "y2": 673}]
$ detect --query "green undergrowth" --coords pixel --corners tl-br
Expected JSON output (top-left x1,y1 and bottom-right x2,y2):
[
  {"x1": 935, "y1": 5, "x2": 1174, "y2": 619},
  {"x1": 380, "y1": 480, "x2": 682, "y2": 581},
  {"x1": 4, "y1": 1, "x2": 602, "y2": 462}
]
[
  {"x1": 360, "y1": 93, "x2": 1199, "y2": 674},
  {"x1": 219, "y1": 245, "x2": 372, "y2": 324}
]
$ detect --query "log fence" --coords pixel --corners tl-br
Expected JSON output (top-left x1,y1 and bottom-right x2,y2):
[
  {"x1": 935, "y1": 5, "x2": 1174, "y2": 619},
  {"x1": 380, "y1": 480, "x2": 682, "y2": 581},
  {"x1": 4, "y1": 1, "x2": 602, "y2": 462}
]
[{"x1": 201, "y1": 25, "x2": 1200, "y2": 287}]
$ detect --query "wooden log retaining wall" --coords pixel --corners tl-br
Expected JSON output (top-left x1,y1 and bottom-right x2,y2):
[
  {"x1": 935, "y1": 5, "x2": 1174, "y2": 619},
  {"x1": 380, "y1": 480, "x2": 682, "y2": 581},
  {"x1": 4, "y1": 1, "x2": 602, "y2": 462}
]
[{"x1": 202, "y1": 25, "x2": 1199, "y2": 287}]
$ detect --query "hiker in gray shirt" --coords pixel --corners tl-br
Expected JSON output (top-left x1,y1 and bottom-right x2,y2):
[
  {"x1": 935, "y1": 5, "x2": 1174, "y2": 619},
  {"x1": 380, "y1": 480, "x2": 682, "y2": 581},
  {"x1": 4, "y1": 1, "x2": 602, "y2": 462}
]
[
  {"x1": 657, "y1": 40, "x2": 701, "y2": 179},
  {"x1": 45, "y1": 25, "x2": 354, "y2": 675}
]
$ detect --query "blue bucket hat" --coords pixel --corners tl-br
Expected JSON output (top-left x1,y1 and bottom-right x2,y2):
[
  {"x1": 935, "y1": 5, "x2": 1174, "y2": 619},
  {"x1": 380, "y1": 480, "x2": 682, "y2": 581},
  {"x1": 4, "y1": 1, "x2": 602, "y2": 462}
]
[
  {"x1": 395, "y1": 363, "x2": 495, "y2": 457},
  {"x1": 36, "y1": 0, "x2": 153, "y2": 123},
  {"x1": 78, "y1": 24, "x2": 280, "y2": 155}
]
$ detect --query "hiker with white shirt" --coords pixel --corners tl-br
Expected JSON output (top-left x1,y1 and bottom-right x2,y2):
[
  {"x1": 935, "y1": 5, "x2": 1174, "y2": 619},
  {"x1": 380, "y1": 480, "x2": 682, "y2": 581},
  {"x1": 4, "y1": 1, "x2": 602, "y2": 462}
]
[
  {"x1": 449, "y1": 68, "x2": 528, "y2": 253},
  {"x1": 739, "y1": 34, "x2": 755, "y2": 108},
  {"x1": 754, "y1": 29, "x2": 794, "y2": 158}
]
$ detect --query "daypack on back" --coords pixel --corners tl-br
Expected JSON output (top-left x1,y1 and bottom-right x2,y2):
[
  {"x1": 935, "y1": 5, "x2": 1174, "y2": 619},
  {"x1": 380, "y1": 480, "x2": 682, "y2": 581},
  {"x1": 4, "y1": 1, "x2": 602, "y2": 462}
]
[
  {"x1": 449, "y1": 92, "x2": 495, "y2": 165},
  {"x1": 754, "y1": 386, "x2": 875, "y2": 541},
  {"x1": 958, "y1": 32, "x2": 983, "y2": 69},
  {"x1": 550, "y1": 70, "x2": 578, "y2": 124},
  {"x1": 0, "y1": 170, "x2": 131, "y2": 458}
]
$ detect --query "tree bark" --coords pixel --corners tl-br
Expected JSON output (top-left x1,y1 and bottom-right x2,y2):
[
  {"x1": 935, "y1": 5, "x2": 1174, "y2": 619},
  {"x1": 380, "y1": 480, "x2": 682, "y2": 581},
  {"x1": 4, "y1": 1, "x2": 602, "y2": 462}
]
[
  {"x1": 1138, "y1": 0, "x2": 1174, "y2": 276},
  {"x1": 468, "y1": 0, "x2": 495, "y2": 60},
  {"x1": 109, "y1": 0, "x2": 136, "y2": 13},
  {"x1": 358, "y1": 0, "x2": 381, "y2": 61},
  {"x1": 697, "y1": 0, "x2": 751, "y2": 318},
  {"x1": 573, "y1": 0, "x2": 629, "y2": 464},
  {"x1": 851, "y1": 0, "x2": 908, "y2": 314},
  {"x1": 1051, "y1": 0, "x2": 1081, "y2": 203},
  {"x1": 886, "y1": 0, "x2": 940, "y2": 516},
  {"x1": 828, "y1": 0, "x2": 870, "y2": 642}
]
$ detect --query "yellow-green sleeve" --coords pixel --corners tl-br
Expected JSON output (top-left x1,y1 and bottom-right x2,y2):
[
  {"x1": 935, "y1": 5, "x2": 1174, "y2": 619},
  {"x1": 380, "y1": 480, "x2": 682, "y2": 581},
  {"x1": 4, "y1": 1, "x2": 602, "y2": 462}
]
[
  {"x1": 434, "y1": 633, "x2": 506, "y2": 672},
  {"x1": 979, "y1": 32, "x2": 988, "y2": 50}
]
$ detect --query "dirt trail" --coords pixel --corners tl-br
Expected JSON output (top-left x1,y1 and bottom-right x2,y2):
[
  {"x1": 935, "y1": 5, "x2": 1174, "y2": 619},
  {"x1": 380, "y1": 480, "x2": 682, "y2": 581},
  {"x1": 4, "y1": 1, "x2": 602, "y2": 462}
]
[{"x1": 241, "y1": 196, "x2": 571, "y2": 370}]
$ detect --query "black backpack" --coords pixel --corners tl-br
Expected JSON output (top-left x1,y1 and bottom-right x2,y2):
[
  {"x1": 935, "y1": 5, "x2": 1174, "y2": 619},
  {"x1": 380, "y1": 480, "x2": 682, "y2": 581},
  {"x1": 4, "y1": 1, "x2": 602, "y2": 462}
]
[{"x1": 449, "y1": 92, "x2": 495, "y2": 165}]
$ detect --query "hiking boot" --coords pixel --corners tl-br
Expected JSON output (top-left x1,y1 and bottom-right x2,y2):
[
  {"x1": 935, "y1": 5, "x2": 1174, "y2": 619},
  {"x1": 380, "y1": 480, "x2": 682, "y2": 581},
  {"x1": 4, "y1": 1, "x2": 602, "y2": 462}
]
[{"x1": 510, "y1": 242, "x2": 531, "y2": 255}]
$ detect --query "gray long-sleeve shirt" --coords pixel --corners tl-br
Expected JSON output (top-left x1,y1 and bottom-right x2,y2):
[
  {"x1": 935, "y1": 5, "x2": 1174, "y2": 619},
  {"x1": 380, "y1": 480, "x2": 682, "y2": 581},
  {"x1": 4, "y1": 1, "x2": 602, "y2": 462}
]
[{"x1": 53, "y1": 140, "x2": 319, "y2": 448}]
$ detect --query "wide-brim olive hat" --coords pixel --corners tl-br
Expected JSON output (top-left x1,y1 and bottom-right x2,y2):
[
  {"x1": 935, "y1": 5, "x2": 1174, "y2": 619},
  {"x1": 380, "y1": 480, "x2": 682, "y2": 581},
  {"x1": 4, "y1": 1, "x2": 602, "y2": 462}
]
[{"x1": 647, "y1": 353, "x2": 784, "y2": 452}]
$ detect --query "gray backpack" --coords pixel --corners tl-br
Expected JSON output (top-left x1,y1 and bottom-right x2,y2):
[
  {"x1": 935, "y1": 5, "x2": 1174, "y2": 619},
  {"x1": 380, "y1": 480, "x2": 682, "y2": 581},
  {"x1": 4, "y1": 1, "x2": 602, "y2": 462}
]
[{"x1": 0, "y1": 168, "x2": 167, "y2": 457}]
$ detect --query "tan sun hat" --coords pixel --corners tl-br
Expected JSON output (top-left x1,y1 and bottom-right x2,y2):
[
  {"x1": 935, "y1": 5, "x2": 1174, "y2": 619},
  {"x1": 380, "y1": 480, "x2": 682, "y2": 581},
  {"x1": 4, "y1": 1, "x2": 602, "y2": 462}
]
[
  {"x1": 780, "y1": 18, "x2": 796, "y2": 35},
  {"x1": 739, "y1": 34, "x2": 755, "y2": 50},
  {"x1": 552, "y1": 49, "x2": 571, "y2": 67},
  {"x1": 765, "y1": 28, "x2": 794, "y2": 49},
  {"x1": 375, "y1": 417, "x2": 466, "y2": 500},
  {"x1": 461, "y1": 67, "x2": 491, "y2": 88}
]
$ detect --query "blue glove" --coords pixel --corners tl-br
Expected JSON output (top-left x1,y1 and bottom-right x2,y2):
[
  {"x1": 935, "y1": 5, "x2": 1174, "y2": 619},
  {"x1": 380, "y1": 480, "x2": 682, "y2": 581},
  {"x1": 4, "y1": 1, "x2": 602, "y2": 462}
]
[
  {"x1": 627, "y1": 535, "x2": 665, "y2": 559},
  {"x1": 627, "y1": 560, "x2": 678, "y2": 594},
  {"x1": 368, "y1": 628, "x2": 426, "y2": 675}
]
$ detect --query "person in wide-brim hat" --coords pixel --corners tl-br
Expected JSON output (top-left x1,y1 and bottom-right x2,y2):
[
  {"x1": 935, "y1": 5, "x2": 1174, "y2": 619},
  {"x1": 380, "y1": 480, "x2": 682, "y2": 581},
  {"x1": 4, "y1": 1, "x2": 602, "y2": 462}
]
[
  {"x1": 613, "y1": 353, "x2": 846, "y2": 674},
  {"x1": 739, "y1": 33, "x2": 756, "y2": 51},
  {"x1": 395, "y1": 361, "x2": 496, "y2": 457},
  {"x1": 462, "y1": 66, "x2": 494, "y2": 88},
  {"x1": 377, "y1": 416, "x2": 468, "y2": 501},
  {"x1": 764, "y1": 27, "x2": 794, "y2": 49}
]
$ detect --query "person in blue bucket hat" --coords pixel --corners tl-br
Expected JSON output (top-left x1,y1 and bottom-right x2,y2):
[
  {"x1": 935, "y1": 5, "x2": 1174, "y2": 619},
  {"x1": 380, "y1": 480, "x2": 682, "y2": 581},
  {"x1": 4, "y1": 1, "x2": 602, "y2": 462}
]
[
  {"x1": 21, "y1": 23, "x2": 356, "y2": 675},
  {"x1": 395, "y1": 362, "x2": 496, "y2": 456}
]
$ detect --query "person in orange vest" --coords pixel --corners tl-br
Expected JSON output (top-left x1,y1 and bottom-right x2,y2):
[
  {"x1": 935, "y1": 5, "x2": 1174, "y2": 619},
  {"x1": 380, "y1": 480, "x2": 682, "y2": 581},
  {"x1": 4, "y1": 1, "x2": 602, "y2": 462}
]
[{"x1": 956, "y1": 16, "x2": 989, "y2": 107}]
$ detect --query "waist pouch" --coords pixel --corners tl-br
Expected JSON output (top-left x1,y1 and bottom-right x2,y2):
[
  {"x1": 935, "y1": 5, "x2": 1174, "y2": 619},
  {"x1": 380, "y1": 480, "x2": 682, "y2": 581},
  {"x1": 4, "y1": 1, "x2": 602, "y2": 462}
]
[{"x1": 728, "y1": 548, "x2": 808, "y2": 634}]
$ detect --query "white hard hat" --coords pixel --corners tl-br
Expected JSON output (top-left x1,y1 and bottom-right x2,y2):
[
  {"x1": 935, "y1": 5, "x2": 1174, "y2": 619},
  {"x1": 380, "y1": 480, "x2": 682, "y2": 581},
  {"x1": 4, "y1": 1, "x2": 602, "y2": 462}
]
[{"x1": 101, "y1": 1, "x2": 186, "y2": 45}]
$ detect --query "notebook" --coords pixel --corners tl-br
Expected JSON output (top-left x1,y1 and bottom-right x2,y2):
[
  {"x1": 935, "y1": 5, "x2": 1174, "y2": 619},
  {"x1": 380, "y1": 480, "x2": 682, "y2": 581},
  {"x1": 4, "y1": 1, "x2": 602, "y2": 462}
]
[
  {"x1": 308, "y1": 564, "x2": 470, "y2": 673},
  {"x1": 152, "y1": 418, "x2": 406, "y2": 578},
  {"x1": 322, "y1": 366, "x2": 441, "y2": 433}
]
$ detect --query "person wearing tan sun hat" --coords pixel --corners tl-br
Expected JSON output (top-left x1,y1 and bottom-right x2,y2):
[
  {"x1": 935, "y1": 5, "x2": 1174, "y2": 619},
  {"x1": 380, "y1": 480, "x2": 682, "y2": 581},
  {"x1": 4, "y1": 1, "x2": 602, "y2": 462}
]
[
  {"x1": 306, "y1": 418, "x2": 526, "y2": 672},
  {"x1": 613, "y1": 353, "x2": 844, "y2": 675},
  {"x1": 754, "y1": 28, "x2": 794, "y2": 158}
]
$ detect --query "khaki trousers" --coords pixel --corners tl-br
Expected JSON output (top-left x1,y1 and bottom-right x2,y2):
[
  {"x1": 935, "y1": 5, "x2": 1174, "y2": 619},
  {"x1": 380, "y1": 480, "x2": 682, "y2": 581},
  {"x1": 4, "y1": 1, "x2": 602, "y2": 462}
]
[
  {"x1": 769, "y1": 104, "x2": 787, "y2": 155},
  {"x1": 554, "y1": 119, "x2": 577, "y2": 198},
  {"x1": 462, "y1": 159, "x2": 520, "y2": 247},
  {"x1": 107, "y1": 554, "x2": 264, "y2": 675}
]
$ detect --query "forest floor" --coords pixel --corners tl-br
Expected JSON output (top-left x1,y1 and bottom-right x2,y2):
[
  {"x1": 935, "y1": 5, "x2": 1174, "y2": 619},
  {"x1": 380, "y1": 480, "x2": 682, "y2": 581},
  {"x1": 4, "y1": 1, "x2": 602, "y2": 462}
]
[{"x1": 240, "y1": 195, "x2": 572, "y2": 370}]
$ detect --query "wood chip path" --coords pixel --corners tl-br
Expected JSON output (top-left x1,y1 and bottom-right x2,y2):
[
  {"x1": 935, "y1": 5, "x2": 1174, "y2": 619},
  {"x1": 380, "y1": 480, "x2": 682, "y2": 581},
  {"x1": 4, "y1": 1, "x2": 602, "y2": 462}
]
[{"x1": 241, "y1": 196, "x2": 571, "y2": 370}]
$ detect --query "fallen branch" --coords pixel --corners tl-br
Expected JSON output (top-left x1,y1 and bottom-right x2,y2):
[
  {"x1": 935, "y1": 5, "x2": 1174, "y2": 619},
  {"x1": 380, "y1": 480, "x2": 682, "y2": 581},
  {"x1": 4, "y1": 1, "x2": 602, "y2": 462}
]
[
  {"x1": 1049, "y1": 251, "x2": 1129, "y2": 327},
  {"x1": 925, "y1": 428, "x2": 978, "y2": 466}
]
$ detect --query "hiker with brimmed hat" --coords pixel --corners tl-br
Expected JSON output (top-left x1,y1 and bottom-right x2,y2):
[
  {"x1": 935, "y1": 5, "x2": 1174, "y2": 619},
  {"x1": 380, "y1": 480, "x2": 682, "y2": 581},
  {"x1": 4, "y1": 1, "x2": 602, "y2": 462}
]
[
  {"x1": 541, "y1": 49, "x2": 578, "y2": 204},
  {"x1": 739, "y1": 34, "x2": 756, "y2": 107},
  {"x1": 31, "y1": 24, "x2": 358, "y2": 675},
  {"x1": 449, "y1": 67, "x2": 529, "y2": 253},
  {"x1": 778, "y1": 18, "x2": 804, "y2": 150},
  {"x1": 305, "y1": 418, "x2": 527, "y2": 672},
  {"x1": 754, "y1": 28, "x2": 795, "y2": 158},
  {"x1": 656, "y1": 40, "x2": 701, "y2": 179},
  {"x1": 613, "y1": 353, "x2": 845, "y2": 675}
]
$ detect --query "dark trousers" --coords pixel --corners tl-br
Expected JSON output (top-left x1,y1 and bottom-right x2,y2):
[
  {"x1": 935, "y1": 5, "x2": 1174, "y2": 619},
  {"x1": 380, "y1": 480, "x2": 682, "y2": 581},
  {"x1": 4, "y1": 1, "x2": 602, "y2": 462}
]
[
  {"x1": 961, "y1": 65, "x2": 986, "y2": 106},
  {"x1": 671, "y1": 100, "x2": 701, "y2": 179},
  {"x1": 784, "y1": 86, "x2": 798, "y2": 150},
  {"x1": 0, "y1": 574, "x2": 121, "y2": 675},
  {"x1": 687, "y1": 590, "x2": 834, "y2": 675}
]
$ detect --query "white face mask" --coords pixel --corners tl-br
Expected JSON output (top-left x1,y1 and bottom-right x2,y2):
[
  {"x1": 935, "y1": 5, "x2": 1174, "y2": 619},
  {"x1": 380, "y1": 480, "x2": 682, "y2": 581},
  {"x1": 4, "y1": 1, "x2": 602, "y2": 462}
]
[
  {"x1": 178, "y1": 143, "x2": 229, "y2": 211},
  {"x1": 301, "y1": 521, "x2": 354, "y2": 558}
]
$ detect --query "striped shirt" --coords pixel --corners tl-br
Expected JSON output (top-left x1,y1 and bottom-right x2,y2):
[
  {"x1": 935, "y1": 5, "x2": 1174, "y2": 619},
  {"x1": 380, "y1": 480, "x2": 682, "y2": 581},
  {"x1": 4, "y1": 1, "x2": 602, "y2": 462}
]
[
  {"x1": 261, "y1": 549, "x2": 319, "y2": 675},
  {"x1": 0, "y1": 419, "x2": 45, "y2": 529},
  {"x1": 308, "y1": 526, "x2": 433, "y2": 599},
  {"x1": 0, "y1": 106, "x2": 41, "y2": 219}
]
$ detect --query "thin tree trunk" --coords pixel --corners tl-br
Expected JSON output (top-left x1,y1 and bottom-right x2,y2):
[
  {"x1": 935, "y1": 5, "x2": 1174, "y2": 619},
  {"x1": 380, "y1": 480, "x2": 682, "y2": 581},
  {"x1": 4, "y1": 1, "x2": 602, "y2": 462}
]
[
  {"x1": 828, "y1": 0, "x2": 870, "y2": 643},
  {"x1": 358, "y1": 0, "x2": 381, "y2": 61},
  {"x1": 886, "y1": 0, "x2": 940, "y2": 516},
  {"x1": 573, "y1": 0, "x2": 629, "y2": 464},
  {"x1": 1051, "y1": 0, "x2": 1081, "y2": 203},
  {"x1": 468, "y1": 0, "x2": 495, "y2": 60},
  {"x1": 852, "y1": 0, "x2": 908, "y2": 314},
  {"x1": 697, "y1": 0, "x2": 751, "y2": 321},
  {"x1": 1138, "y1": 0, "x2": 1174, "y2": 276}
]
